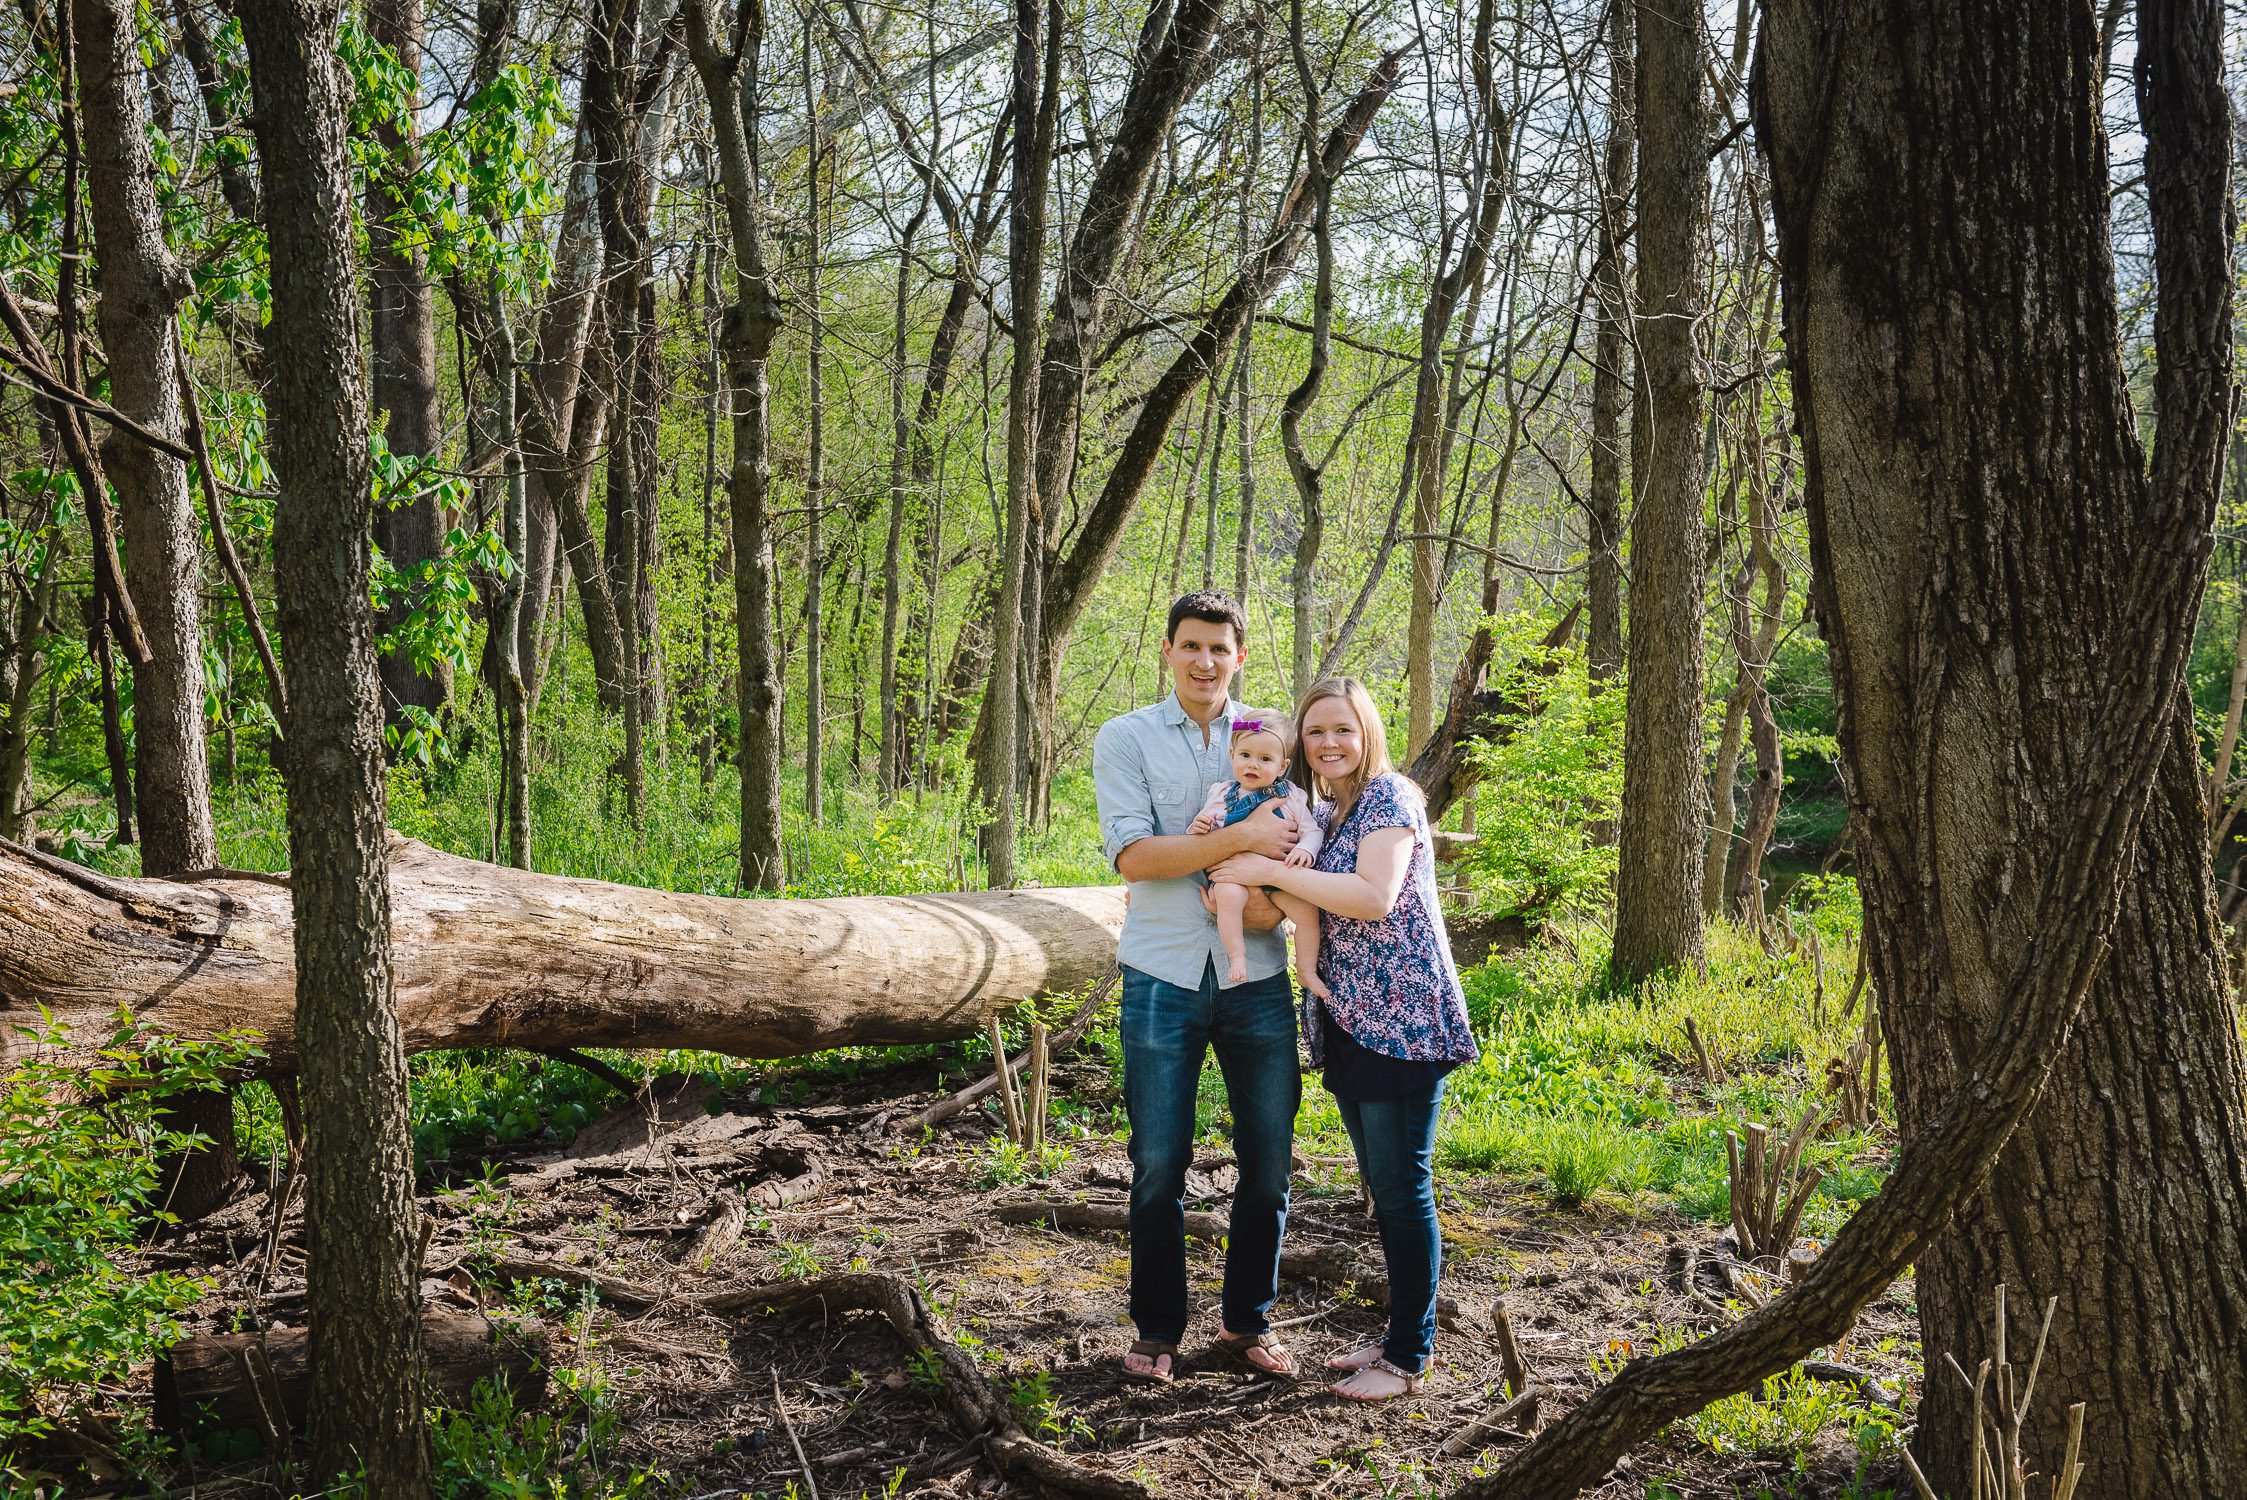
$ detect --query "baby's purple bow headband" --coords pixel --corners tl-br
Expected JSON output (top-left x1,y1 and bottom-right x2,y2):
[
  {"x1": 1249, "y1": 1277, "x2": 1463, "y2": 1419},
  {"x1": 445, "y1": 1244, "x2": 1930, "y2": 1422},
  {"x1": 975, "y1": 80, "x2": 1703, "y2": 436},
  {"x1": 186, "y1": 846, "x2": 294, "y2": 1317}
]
[{"x1": 1231, "y1": 717, "x2": 1266, "y2": 733}]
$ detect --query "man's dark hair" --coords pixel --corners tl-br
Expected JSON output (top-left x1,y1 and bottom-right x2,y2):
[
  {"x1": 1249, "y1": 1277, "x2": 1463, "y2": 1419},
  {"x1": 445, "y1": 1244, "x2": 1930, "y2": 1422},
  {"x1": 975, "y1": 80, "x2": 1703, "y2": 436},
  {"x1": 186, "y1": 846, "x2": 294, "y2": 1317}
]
[{"x1": 1166, "y1": 591, "x2": 1246, "y2": 645}]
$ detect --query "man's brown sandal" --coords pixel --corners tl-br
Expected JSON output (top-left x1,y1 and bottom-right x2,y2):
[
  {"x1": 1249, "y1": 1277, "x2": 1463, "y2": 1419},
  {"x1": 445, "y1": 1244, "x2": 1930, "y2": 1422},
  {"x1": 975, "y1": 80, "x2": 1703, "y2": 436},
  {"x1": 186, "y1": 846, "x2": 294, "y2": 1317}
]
[
  {"x1": 1330, "y1": 1357, "x2": 1425, "y2": 1402},
  {"x1": 1213, "y1": 1330, "x2": 1300, "y2": 1380},
  {"x1": 1123, "y1": 1339, "x2": 1178, "y2": 1384}
]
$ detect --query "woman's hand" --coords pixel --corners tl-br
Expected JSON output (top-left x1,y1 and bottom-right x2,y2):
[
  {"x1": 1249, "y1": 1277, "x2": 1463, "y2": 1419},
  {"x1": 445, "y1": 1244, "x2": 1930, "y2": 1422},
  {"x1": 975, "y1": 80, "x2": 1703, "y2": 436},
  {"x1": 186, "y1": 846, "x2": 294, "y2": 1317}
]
[{"x1": 1208, "y1": 852, "x2": 1282, "y2": 886}]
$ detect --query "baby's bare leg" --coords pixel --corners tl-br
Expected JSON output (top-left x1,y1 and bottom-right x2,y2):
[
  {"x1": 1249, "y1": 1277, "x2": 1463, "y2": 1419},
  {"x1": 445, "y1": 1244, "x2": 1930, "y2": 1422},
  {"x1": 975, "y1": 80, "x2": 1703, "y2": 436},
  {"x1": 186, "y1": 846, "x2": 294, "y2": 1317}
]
[
  {"x1": 1272, "y1": 891, "x2": 1329, "y2": 999},
  {"x1": 1213, "y1": 882, "x2": 1252, "y2": 985}
]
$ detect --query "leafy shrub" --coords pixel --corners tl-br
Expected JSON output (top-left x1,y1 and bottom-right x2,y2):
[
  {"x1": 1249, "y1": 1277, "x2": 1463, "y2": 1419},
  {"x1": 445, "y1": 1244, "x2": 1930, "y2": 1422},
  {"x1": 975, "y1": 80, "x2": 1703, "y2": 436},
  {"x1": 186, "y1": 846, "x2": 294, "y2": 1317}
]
[
  {"x1": 1, "y1": 1013, "x2": 260, "y2": 1454},
  {"x1": 430, "y1": 1370, "x2": 658, "y2": 1500},
  {"x1": 1455, "y1": 612, "x2": 1624, "y2": 923},
  {"x1": 1598, "y1": 1329, "x2": 1898, "y2": 1470}
]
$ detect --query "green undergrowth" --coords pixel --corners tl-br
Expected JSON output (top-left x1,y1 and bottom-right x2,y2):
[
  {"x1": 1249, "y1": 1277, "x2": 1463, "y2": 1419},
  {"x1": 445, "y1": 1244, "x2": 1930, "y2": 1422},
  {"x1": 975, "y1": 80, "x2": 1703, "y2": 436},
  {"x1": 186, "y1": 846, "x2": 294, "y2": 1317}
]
[
  {"x1": 1293, "y1": 879, "x2": 1894, "y2": 1237},
  {"x1": 45, "y1": 678, "x2": 1113, "y2": 896}
]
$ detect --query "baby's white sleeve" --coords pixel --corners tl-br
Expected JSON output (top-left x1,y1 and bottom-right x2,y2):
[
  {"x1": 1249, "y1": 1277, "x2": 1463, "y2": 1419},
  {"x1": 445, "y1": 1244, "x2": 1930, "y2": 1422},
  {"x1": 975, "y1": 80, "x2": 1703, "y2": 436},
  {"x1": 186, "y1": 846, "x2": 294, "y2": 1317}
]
[
  {"x1": 1290, "y1": 788, "x2": 1323, "y2": 854},
  {"x1": 1196, "y1": 782, "x2": 1233, "y2": 823}
]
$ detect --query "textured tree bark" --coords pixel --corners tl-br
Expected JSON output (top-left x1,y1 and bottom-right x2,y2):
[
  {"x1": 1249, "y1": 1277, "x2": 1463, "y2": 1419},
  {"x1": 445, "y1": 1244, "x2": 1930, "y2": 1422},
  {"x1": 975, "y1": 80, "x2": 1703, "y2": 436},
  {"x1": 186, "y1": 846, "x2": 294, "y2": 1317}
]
[
  {"x1": 1607, "y1": 0, "x2": 1708, "y2": 986},
  {"x1": 75, "y1": 0, "x2": 236, "y2": 1220},
  {"x1": 1442, "y1": 1, "x2": 2234, "y2": 1483},
  {"x1": 1280, "y1": 0, "x2": 1334, "y2": 703},
  {"x1": 1757, "y1": 0, "x2": 2247, "y2": 1490},
  {"x1": 1583, "y1": 0, "x2": 1630, "y2": 696},
  {"x1": 1026, "y1": 0, "x2": 1228, "y2": 544},
  {"x1": 365, "y1": 0, "x2": 448, "y2": 725},
  {"x1": 0, "y1": 836, "x2": 1126, "y2": 1072},
  {"x1": 73, "y1": 0, "x2": 217, "y2": 878},
  {"x1": 805, "y1": 36, "x2": 828, "y2": 819},
  {"x1": 518, "y1": 120, "x2": 606, "y2": 711},
  {"x1": 235, "y1": 0, "x2": 431, "y2": 1482},
  {"x1": 686, "y1": 0, "x2": 787, "y2": 893}
]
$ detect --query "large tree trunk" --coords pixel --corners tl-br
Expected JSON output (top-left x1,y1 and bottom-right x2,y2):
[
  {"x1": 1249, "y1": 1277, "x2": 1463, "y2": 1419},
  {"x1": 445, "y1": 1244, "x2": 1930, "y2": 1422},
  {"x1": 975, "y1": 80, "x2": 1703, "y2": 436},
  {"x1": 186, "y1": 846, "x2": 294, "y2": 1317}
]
[
  {"x1": 1443, "y1": 0, "x2": 2235, "y2": 1486},
  {"x1": 0, "y1": 835, "x2": 1126, "y2": 1072},
  {"x1": 366, "y1": 0, "x2": 448, "y2": 725},
  {"x1": 1758, "y1": 0, "x2": 2247, "y2": 1491},
  {"x1": 75, "y1": 0, "x2": 217, "y2": 878},
  {"x1": 75, "y1": 0, "x2": 234, "y2": 1219},
  {"x1": 237, "y1": 0, "x2": 430, "y2": 1483},
  {"x1": 1606, "y1": 0, "x2": 1708, "y2": 985}
]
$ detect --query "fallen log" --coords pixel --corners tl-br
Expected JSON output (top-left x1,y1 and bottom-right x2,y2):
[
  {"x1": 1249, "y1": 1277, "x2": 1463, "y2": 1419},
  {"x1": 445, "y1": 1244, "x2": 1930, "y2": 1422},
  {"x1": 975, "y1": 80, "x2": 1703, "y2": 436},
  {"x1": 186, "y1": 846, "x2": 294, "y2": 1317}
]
[
  {"x1": 153, "y1": 1307, "x2": 548, "y2": 1435},
  {"x1": 0, "y1": 834, "x2": 1124, "y2": 1071}
]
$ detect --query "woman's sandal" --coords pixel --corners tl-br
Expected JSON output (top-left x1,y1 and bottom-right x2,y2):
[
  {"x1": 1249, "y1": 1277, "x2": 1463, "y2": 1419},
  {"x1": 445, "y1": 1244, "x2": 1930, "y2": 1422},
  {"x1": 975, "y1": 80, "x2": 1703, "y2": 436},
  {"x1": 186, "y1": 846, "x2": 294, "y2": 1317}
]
[
  {"x1": 1325, "y1": 1342, "x2": 1383, "y2": 1373},
  {"x1": 1213, "y1": 1330, "x2": 1301, "y2": 1380},
  {"x1": 1122, "y1": 1340, "x2": 1179, "y2": 1384},
  {"x1": 1329, "y1": 1357, "x2": 1426, "y2": 1402}
]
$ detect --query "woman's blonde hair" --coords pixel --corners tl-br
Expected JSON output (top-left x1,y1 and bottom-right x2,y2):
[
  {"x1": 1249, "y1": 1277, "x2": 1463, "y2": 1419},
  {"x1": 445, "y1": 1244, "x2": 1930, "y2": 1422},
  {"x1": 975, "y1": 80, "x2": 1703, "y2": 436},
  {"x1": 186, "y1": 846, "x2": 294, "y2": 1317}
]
[{"x1": 1290, "y1": 676, "x2": 1402, "y2": 829}]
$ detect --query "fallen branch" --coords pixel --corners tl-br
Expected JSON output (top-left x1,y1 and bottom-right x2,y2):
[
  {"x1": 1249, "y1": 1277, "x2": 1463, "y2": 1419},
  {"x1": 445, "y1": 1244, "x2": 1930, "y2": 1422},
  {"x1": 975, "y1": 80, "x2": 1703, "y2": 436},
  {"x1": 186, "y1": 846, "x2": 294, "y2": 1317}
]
[{"x1": 1441, "y1": 1385, "x2": 1549, "y2": 1456}]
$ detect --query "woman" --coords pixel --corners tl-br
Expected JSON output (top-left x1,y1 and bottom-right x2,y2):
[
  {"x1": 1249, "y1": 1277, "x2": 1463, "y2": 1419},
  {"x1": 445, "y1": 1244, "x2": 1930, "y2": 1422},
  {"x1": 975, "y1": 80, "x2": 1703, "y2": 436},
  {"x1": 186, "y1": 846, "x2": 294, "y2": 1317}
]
[{"x1": 1209, "y1": 676, "x2": 1477, "y2": 1400}]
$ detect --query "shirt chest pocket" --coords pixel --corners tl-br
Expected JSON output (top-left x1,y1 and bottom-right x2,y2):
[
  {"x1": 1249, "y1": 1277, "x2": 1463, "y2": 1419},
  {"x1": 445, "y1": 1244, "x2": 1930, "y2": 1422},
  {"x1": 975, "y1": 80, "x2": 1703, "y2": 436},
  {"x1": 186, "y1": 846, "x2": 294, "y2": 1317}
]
[{"x1": 1152, "y1": 781, "x2": 1198, "y2": 834}]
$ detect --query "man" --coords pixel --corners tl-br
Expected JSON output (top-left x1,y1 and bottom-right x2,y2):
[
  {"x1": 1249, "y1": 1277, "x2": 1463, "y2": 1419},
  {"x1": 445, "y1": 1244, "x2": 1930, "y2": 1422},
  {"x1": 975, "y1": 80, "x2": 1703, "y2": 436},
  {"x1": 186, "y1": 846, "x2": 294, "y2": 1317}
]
[{"x1": 1092, "y1": 591, "x2": 1304, "y2": 1381}]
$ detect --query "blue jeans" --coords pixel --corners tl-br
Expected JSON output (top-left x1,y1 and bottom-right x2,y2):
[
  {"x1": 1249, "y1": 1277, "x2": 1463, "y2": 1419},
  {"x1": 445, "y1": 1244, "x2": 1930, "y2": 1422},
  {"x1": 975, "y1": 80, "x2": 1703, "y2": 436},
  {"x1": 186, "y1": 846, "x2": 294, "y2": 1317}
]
[
  {"x1": 1121, "y1": 962, "x2": 1300, "y2": 1345},
  {"x1": 1337, "y1": 1083, "x2": 1445, "y2": 1373}
]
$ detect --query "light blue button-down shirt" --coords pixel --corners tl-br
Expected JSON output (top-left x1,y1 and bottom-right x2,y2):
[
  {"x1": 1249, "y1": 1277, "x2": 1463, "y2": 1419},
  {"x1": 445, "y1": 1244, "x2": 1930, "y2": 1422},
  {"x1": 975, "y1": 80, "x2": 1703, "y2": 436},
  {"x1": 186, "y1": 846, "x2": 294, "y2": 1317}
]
[{"x1": 1093, "y1": 692, "x2": 1288, "y2": 991}]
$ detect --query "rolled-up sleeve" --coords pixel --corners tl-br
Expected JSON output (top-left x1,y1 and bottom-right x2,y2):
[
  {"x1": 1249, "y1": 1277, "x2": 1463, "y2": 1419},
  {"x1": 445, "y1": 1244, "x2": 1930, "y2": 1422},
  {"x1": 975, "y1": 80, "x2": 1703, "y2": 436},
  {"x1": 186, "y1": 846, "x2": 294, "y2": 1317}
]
[{"x1": 1094, "y1": 719, "x2": 1155, "y2": 872}]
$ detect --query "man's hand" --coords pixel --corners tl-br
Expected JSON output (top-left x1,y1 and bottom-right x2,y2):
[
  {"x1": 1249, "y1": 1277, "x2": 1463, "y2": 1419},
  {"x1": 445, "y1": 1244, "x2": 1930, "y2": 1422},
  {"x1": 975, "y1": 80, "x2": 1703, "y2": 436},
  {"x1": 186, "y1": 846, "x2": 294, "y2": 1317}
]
[{"x1": 1237, "y1": 801, "x2": 1301, "y2": 860}]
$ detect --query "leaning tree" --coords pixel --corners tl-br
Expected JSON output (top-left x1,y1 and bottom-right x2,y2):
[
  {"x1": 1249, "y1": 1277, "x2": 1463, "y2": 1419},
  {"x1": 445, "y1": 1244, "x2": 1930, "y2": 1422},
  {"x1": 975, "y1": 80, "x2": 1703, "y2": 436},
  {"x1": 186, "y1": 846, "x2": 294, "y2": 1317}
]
[
  {"x1": 1447, "y1": 0, "x2": 2247, "y2": 1494},
  {"x1": 1758, "y1": 0, "x2": 2247, "y2": 1488}
]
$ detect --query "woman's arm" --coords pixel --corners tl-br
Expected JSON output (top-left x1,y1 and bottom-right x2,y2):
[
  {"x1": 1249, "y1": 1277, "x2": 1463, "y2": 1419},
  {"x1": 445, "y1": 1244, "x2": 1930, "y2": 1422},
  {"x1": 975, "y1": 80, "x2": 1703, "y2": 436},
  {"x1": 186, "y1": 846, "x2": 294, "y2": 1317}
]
[{"x1": 1209, "y1": 825, "x2": 1412, "y2": 920}]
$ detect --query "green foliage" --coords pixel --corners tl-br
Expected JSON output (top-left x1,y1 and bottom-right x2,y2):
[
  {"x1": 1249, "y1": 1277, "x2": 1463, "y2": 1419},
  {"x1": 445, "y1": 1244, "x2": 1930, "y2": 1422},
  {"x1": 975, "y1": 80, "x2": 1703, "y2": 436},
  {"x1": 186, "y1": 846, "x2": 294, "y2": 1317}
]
[
  {"x1": 1597, "y1": 1330, "x2": 1899, "y2": 1474},
  {"x1": 1426, "y1": 898, "x2": 1893, "y2": 1230},
  {"x1": 430, "y1": 1370, "x2": 659, "y2": 1500},
  {"x1": 1456, "y1": 612, "x2": 1624, "y2": 922},
  {"x1": 410, "y1": 1047, "x2": 740, "y2": 1166},
  {"x1": 974, "y1": 1137, "x2": 1074, "y2": 1188},
  {"x1": 0, "y1": 1014, "x2": 261, "y2": 1452},
  {"x1": 1004, "y1": 1368, "x2": 1094, "y2": 1445},
  {"x1": 1539, "y1": 1119, "x2": 1654, "y2": 1208}
]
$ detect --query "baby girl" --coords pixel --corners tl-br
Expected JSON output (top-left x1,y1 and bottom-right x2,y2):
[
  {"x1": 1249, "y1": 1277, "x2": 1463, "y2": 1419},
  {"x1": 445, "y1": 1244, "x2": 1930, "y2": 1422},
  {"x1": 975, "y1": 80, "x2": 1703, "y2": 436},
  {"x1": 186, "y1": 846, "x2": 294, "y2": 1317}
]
[{"x1": 1191, "y1": 712, "x2": 1327, "y2": 996}]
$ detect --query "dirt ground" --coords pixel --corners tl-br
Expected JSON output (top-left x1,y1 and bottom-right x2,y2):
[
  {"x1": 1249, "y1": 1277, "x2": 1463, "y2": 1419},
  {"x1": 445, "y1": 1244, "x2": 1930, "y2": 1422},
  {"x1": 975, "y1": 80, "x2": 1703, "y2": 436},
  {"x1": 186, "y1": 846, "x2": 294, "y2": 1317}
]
[{"x1": 145, "y1": 1050, "x2": 1917, "y2": 1500}]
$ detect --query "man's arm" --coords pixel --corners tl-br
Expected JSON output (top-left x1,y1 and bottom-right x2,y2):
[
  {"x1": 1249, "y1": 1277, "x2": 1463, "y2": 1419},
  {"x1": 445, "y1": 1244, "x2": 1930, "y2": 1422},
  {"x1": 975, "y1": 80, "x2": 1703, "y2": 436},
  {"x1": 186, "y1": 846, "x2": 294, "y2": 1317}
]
[{"x1": 1115, "y1": 801, "x2": 1299, "y2": 883}]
